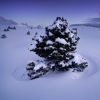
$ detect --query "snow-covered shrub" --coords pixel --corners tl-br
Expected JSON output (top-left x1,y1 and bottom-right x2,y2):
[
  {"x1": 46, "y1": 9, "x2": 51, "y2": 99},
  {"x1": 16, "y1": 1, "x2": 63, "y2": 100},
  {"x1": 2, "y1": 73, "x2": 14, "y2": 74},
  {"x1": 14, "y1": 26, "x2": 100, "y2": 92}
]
[
  {"x1": 27, "y1": 31, "x2": 30, "y2": 35},
  {"x1": 4, "y1": 29, "x2": 7, "y2": 31},
  {"x1": 8, "y1": 26, "x2": 11, "y2": 29},
  {"x1": 8, "y1": 26, "x2": 16, "y2": 30},
  {"x1": 72, "y1": 28, "x2": 77, "y2": 31},
  {"x1": 13, "y1": 26, "x2": 16, "y2": 30},
  {"x1": 27, "y1": 17, "x2": 88, "y2": 79},
  {"x1": 4, "y1": 28, "x2": 9, "y2": 31},
  {"x1": 1, "y1": 34, "x2": 7, "y2": 38},
  {"x1": 7, "y1": 28, "x2": 9, "y2": 31},
  {"x1": 8, "y1": 26, "x2": 13, "y2": 29}
]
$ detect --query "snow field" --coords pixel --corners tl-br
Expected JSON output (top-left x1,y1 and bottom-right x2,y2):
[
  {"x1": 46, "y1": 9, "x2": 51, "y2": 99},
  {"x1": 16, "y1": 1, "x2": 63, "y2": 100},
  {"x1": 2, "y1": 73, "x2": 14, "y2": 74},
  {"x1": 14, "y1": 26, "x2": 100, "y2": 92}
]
[{"x1": 0, "y1": 25, "x2": 100, "y2": 100}]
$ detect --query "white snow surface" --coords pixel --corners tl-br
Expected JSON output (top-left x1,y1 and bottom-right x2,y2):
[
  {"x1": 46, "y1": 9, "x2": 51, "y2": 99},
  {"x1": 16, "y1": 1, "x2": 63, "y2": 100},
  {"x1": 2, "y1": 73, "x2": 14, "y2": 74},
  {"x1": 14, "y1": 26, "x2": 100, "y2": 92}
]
[
  {"x1": 46, "y1": 40, "x2": 53, "y2": 44},
  {"x1": 67, "y1": 52, "x2": 87, "y2": 65},
  {"x1": 56, "y1": 37, "x2": 67, "y2": 44},
  {"x1": 0, "y1": 25, "x2": 100, "y2": 100},
  {"x1": 65, "y1": 28, "x2": 70, "y2": 33}
]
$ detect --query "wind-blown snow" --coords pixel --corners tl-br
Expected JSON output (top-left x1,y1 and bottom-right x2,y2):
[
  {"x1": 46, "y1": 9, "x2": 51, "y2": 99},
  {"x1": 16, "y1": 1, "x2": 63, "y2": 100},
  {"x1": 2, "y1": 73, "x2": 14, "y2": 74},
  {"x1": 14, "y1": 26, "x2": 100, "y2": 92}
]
[{"x1": 0, "y1": 25, "x2": 100, "y2": 100}]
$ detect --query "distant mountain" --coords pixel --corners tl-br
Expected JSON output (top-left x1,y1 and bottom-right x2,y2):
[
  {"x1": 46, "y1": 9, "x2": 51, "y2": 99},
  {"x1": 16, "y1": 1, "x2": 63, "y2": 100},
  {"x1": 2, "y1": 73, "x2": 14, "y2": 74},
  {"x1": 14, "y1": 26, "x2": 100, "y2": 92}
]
[
  {"x1": 0, "y1": 16, "x2": 45, "y2": 29},
  {"x1": 0, "y1": 16, "x2": 18, "y2": 25},
  {"x1": 70, "y1": 24, "x2": 83, "y2": 26},
  {"x1": 70, "y1": 23, "x2": 100, "y2": 28}
]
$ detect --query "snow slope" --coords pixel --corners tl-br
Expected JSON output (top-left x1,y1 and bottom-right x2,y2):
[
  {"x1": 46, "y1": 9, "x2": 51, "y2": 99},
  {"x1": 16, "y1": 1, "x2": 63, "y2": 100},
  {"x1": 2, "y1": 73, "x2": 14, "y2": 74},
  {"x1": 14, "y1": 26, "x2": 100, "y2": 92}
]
[{"x1": 0, "y1": 25, "x2": 100, "y2": 100}]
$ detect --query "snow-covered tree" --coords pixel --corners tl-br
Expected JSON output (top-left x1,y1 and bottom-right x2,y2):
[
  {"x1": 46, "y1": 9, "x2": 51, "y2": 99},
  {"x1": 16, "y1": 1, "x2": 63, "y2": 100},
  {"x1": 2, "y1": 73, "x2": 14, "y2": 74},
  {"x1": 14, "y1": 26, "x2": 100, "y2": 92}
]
[
  {"x1": 27, "y1": 31, "x2": 30, "y2": 35},
  {"x1": 27, "y1": 17, "x2": 88, "y2": 79}
]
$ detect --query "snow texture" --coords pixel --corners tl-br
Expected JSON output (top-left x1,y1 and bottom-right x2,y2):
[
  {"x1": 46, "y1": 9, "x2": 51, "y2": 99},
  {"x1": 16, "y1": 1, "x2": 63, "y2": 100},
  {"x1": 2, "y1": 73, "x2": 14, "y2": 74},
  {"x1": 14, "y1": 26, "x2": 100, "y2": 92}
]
[
  {"x1": 0, "y1": 24, "x2": 100, "y2": 100},
  {"x1": 56, "y1": 37, "x2": 67, "y2": 44}
]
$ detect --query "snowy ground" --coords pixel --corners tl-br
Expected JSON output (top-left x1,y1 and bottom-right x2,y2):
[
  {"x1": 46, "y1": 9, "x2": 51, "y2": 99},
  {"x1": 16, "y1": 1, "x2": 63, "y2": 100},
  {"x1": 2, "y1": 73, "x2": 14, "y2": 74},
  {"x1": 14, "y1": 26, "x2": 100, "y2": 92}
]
[{"x1": 0, "y1": 25, "x2": 100, "y2": 100}]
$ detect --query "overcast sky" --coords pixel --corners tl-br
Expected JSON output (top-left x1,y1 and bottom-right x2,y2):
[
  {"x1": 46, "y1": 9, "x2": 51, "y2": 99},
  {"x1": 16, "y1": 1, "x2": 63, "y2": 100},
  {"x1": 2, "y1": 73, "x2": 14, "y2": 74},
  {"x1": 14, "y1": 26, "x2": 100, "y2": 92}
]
[{"x1": 0, "y1": 0, "x2": 100, "y2": 26}]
